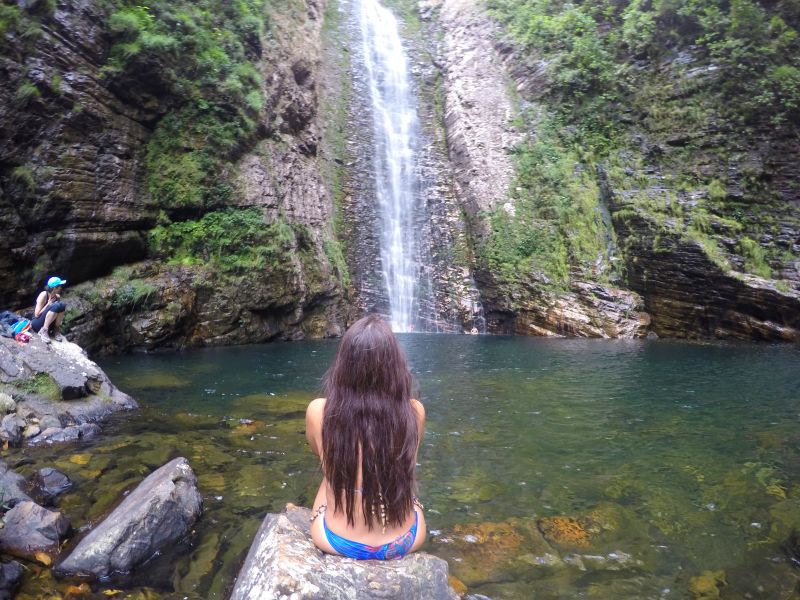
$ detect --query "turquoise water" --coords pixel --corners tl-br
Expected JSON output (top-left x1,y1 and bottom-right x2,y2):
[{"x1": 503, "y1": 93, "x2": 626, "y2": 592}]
[{"x1": 12, "y1": 336, "x2": 800, "y2": 599}]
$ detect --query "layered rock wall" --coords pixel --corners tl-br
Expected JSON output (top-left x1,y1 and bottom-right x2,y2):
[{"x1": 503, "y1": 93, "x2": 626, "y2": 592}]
[
  {"x1": 1, "y1": 0, "x2": 348, "y2": 353},
  {"x1": 432, "y1": 0, "x2": 649, "y2": 337},
  {"x1": 0, "y1": 2, "x2": 157, "y2": 306}
]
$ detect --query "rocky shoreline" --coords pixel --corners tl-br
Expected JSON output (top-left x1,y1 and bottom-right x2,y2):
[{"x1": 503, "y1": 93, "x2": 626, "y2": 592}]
[{"x1": 0, "y1": 335, "x2": 467, "y2": 599}]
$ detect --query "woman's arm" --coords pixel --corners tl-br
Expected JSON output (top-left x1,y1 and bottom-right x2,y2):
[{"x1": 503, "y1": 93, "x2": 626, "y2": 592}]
[
  {"x1": 411, "y1": 399, "x2": 425, "y2": 458},
  {"x1": 305, "y1": 397, "x2": 326, "y2": 458},
  {"x1": 34, "y1": 291, "x2": 48, "y2": 317}
]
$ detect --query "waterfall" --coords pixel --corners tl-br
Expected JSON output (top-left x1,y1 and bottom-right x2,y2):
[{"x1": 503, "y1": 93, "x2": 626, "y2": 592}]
[{"x1": 357, "y1": 0, "x2": 422, "y2": 332}]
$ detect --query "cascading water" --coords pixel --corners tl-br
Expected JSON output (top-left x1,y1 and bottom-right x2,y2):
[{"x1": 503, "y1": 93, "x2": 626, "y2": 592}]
[{"x1": 357, "y1": 0, "x2": 422, "y2": 332}]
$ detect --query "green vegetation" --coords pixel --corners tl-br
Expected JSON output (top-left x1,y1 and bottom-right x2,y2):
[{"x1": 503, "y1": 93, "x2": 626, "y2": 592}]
[
  {"x1": 11, "y1": 373, "x2": 60, "y2": 402},
  {"x1": 324, "y1": 240, "x2": 350, "y2": 289},
  {"x1": 13, "y1": 81, "x2": 40, "y2": 108},
  {"x1": 112, "y1": 279, "x2": 159, "y2": 310},
  {"x1": 0, "y1": 2, "x2": 50, "y2": 48},
  {"x1": 477, "y1": 117, "x2": 609, "y2": 291},
  {"x1": 10, "y1": 166, "x2": 36, "y2": 191},
  {"x1": 100, "y1": 0, "x2": 269, "y2": 212},
  {"x1": 488, "y1": 0, "x2": 797, "y2": 282},
  {"x1": 490, "y1": 0, "x2": 800, "y2": 129},
  {"x1": 149, "y1": 208, "x2": 296, "y2": 273},
  {"x1": 738, "y1": 237, "x2": 772, "y2": 278}
]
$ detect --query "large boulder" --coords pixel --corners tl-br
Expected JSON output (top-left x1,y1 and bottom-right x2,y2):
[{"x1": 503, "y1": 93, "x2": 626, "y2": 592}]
[
  {"x1": 230, "y1": 504, "x2": 458, "y2": 600},
  {"x1": 55, "y1": 457, "x2": 202, "y2": 580},
  {"x1": 0, "y1": 501, "x2": 70, "y2": 559},
  {"x1": 0, "y1": 336, "x2": 137, "y2": 447}
]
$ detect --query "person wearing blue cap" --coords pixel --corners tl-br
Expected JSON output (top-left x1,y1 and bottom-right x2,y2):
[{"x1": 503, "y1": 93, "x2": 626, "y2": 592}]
[{"x1": 31, "y1": 276, "x2": 68, "y2": 343}]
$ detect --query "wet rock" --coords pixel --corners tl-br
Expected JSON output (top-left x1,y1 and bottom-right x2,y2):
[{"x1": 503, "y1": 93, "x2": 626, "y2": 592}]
[
  {"x1": 28, "y1": 468, "x2": 73, "y2": 506},
  {"x1": 0, "y1": 393, "x2": 15, "y2": 415},
  {"x1": 0, "y1": 336, "x2": 136, "y2": 446},
  {"x1": 0, "y1": 560, "x2": 23, "y2": 600},
  {"x1": 432, "y1": 518, "x2": 558, "y2": 587},
  {"x1": 27, "y1": 423, "x2": 101, "y2": 446},
  {"x1": 23, "y1": 424, "x2": 40, "y2": 439},
  {"x1": 0, "y1": 460, "x2": 32, "y2": 506},
  {"x1": 0, "y1": 501, "x2": 70, "y2": 559},
  {"x1": 230, "y1": 503, "x2": 458, "y2": 600},
  {"x1": 0, "y1": 414, "x2": 25, "y2": 447},
  {"x1": 38, "y1": 414, "x2": 62, "y2": 430},
  {"x1": 56, "y1": 457, "x2": 202, "y2": 580}
]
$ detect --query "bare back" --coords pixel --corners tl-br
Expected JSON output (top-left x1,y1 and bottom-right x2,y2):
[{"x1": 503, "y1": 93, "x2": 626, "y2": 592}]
[{"x1": 305, "y1": 397, "x2": 426, "y2": 553}]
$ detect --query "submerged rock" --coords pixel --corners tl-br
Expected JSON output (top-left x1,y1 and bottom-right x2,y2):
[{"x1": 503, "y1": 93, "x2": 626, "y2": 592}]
[
  {"x1": 28, "y1": 467, "x2": 73, "y2": 506},
  {"x1": 27, "y1": 423, "x2": 101, "y2": 447},
  {"x1": 689, "y1": 570, "x2": 726, "y2": 599},
  {"x1": 0, "y1": 560, "x2": 23, "y2": 600},
  {"x1": 432, "y1": 518, "x2": 558, "y2": 587},
  {"x1": 230, "y1": 504, "x2": 458, "y2": 600},
  {"x1": 0, "y1": 501, "x2": 70, "y2": 559},
  {"x1": 0, "y1": 460, "x2": 32, "y2": 506},
  {"x1": 55, "y1": 457, "x2": 202, "y2": 580}
]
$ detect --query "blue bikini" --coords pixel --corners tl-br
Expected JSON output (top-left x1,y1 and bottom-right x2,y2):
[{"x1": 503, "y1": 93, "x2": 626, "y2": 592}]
[{"x1": 323, "y1": 511, "x2": 418, "y2": 560}]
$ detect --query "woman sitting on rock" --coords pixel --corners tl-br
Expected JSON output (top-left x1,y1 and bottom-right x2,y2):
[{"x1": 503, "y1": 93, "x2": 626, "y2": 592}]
[
  {"x1": 306, "y1": 314, "x2": 426, "y2": 559},
  {"x1": 31, "y1": 276, "x2": 68, "y2": 343}
]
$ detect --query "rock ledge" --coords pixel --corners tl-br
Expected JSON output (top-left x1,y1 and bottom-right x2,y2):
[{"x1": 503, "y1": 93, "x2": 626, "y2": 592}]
[
  {"x1": 0, "y1": 336, "x2": 136, "y2": 447},
  {"x1": 231, "y1": 504, "x2": 458, "y2": 600}
]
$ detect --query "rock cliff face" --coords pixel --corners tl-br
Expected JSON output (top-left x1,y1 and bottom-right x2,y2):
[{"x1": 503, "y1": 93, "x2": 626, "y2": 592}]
[
  {"x1": 422, "y1": 0, "x2": 799, "y2": 341},
  {"x1": 1, "y1": 0, "x2": 348, "y2": 353},
  {"x1": 0, "y1": 2, "x2": 155, "y2": 306},
  {"x1": 430, "y1": 0, "x2": 650, "y2": 337},
  {"x1": 2, "y1": 0, "x2": 797, "y2": 348}
]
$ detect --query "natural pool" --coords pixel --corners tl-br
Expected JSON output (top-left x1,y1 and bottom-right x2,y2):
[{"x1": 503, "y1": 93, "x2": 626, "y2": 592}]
[{"x1": 12, "y1": 335, "x2": 800, "y2": 599}]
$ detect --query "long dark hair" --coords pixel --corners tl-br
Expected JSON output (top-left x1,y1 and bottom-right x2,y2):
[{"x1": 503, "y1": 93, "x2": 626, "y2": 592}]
[{"x1": 322, "y1": 314, "x2": 418, "y2": 530}]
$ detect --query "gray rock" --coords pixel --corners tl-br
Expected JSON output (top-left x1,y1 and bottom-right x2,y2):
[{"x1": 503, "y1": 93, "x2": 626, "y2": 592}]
[
  {"x1": 28, "y1": 468, "x2": 73, "y2": 506},
  {"x1": 55, "y1": 457, "x2": 202, "y2": 580},
  {"x1": 230, "y1": 504, "x2": 458, "y2": 600},
  {"x1": 0, "y1": 560, "x2": 23, "y2": 600},
  {"x1": 26, "y1": 423, "x2": 101, "y2": 446},
  {"x1": 0, "y1": 415, "x2": 25, "y2": 447},
  {"x1": 0, "y1": 393, "x2": 15, "y2": 415},
  {"x1": 0, "y1": 337, "x2": 137, "y2": 447},
  {"x1": 38, "y1": 414, "x2": 62, "y2": 430},
  {"x1": 0, "y1": 460, "x2": 32, "y2": 507},
  {"x1": 0, "y1": 501, "x2": 70, "y2": 558},
  {"x1": 23, "y1": 424, "x2": 40, "y2": 439}
]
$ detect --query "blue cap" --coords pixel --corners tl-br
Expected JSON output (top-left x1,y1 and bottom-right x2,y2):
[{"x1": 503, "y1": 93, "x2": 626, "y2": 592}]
[{"x1": 47, "y1": 276, "x2": 67, "y2": 288}]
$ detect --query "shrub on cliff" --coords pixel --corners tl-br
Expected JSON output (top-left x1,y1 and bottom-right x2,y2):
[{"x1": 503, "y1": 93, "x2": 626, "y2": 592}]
[
  {"x1": 101, "y1": 0, "x2": 269, "y2": 213},
  {"x1": 149, "y1": 209, "x2": 296, "y2": 273}
]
